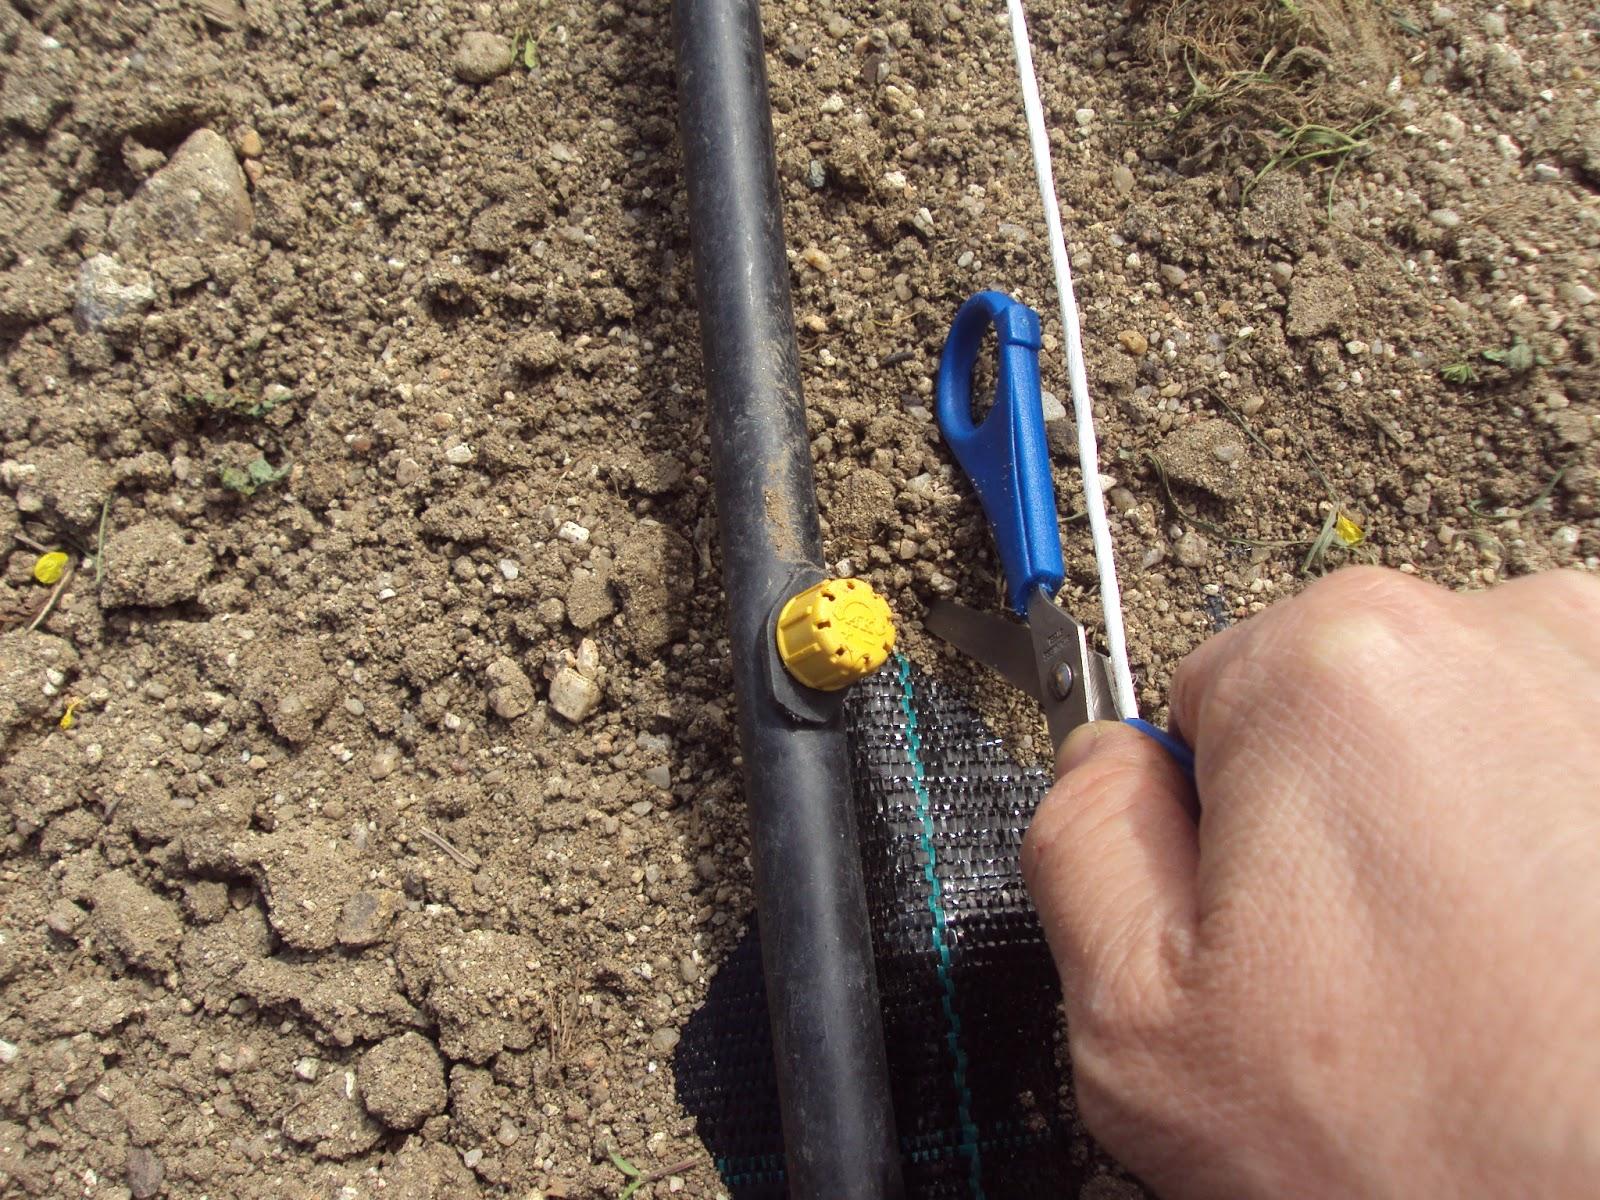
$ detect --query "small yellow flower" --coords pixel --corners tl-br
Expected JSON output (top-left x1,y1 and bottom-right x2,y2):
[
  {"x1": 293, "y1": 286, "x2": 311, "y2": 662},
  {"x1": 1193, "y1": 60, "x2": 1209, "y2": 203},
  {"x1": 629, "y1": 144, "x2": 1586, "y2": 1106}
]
[
  {"x1": 1333, "y1": 513, "x2": 1365, "y2": 547},
  {"x1": 32, "y1": 551, "x2": 69, "y2": 585},
  {"x1": 59, "y1": 697, "x2": 83, "y2": 730}
]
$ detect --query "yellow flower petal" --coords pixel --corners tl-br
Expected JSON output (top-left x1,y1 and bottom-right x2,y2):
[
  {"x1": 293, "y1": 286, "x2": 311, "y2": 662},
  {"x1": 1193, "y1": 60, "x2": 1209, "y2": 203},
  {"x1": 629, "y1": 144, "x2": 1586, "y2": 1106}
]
[
  {"x1": 1334, "y1": 513, "x2": 1365, "y2": 547},
  {"x1": 32, "y1": 551, "x2": 69, "y2": 585}
]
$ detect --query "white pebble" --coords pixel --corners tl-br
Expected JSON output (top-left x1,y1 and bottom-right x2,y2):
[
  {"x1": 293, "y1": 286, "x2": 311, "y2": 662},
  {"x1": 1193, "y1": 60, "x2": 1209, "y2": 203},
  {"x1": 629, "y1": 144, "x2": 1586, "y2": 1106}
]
[
  {"x1": 0, "y1": 1040, "x2": 18, "y2": 1064},
  {"x1": 444, "y1": 443, "x2": 474, "y2": 465},
  {"x1": 294, "y1": 1057, "x2": 319, "y2": 1081},
  {"x1": 549, "y1": 667, "x2": 601, "y2": 722},
  {"x1": 576, "y1": 638, "x2": 601, "y2": 677},
  {"x1": 1074, "y1": 107, "x2": 1095, "y2": 127},
  {"x1": 498, "y1": 559, "x2": 520, "y2": 581},
  {"x1": 1553, "y1": 526, "x2": 1581, "y2": 551},
  {"x1": 1428, "y1": 208, "x2": 1461, "y2": 229},
  {"x1": 557, "y1": 521, "x2": 589, "y2": 544}
]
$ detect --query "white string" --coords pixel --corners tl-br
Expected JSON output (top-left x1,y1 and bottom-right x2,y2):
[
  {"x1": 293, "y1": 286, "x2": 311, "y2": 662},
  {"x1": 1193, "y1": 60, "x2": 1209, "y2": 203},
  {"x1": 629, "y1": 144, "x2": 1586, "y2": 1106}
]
[{"x1": 1004, "y1": 0, "x2": 1138, "y2": 720}]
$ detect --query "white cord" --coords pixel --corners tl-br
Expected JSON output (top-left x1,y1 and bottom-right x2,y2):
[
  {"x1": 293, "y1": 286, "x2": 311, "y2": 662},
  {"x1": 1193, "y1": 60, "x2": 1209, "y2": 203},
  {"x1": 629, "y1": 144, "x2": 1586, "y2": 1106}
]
[{"x1": 1004, "y1": 0, "x2": 1138, "y2": 720}]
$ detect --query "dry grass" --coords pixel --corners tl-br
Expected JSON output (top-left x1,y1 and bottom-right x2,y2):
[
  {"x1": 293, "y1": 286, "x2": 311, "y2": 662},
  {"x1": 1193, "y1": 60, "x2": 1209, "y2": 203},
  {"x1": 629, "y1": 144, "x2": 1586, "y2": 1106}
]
[{"x1": 1132, "y1": 0, "x2": 1399, "y2": 175}]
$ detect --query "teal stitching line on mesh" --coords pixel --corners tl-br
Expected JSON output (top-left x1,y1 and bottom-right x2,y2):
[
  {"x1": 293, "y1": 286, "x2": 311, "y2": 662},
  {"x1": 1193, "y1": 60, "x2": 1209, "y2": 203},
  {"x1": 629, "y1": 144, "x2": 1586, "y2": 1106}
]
[{"x1": 894, "y1": 651, "x2": 987, "y2": 1200}]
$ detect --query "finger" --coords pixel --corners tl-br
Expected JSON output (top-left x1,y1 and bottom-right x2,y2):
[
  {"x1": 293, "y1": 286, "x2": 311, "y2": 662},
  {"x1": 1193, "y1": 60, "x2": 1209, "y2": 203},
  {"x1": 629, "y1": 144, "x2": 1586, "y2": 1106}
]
[{"x1": 1023, "y1": 721, "x2": 1199, "y2": 1018}]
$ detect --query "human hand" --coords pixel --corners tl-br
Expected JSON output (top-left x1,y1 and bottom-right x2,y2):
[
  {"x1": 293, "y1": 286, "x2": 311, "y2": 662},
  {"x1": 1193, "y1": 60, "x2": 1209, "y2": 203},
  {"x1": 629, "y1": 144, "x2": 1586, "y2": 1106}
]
[{"x1": 1023, "y1": 566, "x2": 1600, "y2": 1199}]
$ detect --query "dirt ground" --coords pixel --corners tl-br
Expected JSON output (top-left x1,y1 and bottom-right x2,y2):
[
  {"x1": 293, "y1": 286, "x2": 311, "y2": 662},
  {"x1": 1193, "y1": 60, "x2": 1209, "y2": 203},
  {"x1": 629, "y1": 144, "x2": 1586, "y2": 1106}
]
[{"x1": 0, "y1": 0, "x2": 1596, "y2": 1196}]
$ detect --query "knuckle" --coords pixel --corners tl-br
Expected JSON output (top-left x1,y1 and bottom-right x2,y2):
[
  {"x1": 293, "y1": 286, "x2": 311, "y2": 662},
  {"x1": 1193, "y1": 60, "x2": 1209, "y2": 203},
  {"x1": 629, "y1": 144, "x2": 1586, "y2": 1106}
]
[{"x1": 1268, "y1": 568, "x2": 1440, "y2": 690}]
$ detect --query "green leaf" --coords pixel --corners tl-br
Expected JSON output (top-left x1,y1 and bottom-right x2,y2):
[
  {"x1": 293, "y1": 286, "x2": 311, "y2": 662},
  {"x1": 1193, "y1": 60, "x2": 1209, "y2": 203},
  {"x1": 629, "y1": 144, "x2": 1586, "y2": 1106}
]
[
  {"x1": 219, "y1": 465, "x2": 254, "y2": 494},
  {"x1": 246, "y1": 457, "x2": 290, "y2": 485},
  {"x1": 609, "y1": 1150, "x2": 641, "y2": 1179},
  {"x1": 1503, "y1": 340, "x2": 1535, "y2": 372}
]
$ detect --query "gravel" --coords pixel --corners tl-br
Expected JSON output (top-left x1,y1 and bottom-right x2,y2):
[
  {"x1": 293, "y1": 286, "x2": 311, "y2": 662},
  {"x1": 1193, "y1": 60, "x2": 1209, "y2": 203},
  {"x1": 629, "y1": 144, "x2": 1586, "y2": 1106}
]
[{"x1": 453, "y1": 32, "x2": 515, "y2": 84}]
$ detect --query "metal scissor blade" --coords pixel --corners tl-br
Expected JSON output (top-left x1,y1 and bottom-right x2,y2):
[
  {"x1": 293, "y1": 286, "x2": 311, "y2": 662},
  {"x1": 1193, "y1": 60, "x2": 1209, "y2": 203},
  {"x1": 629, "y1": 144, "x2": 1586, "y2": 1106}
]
[
  {"x1": 1026, "y1": 588, "x2": 1120, "y2": 753},
  {"x1": 925, "y1": 600, "x2": 1044, "y2": 703}
]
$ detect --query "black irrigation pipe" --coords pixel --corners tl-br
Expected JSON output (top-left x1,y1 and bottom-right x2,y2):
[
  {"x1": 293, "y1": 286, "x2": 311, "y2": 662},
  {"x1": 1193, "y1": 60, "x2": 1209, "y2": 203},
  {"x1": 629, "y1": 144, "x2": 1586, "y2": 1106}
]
[{"x1": 673, "y1": 2, "x2": 905, "y2": 1197}]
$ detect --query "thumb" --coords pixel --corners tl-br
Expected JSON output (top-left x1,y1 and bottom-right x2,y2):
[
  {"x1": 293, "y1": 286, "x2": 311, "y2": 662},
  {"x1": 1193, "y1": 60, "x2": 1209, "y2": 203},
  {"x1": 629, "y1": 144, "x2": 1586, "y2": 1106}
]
[{"x1": 1022, "y1": 721, "x2": 1200, "y2": 1014}]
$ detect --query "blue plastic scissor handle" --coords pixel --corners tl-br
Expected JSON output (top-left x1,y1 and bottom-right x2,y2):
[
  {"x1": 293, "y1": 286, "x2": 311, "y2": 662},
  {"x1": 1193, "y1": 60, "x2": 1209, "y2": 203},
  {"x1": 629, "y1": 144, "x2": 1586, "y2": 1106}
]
[{"x1": 936, "y1": 291, "x2": 1064, "y2": 616}]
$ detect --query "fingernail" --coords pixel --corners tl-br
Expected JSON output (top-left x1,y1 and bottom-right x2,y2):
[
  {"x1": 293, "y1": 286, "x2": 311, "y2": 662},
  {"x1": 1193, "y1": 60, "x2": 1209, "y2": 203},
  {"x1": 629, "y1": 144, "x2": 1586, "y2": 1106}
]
[{"x1": 1056, "y1": 722, "x2": 1103, "y2": 777}]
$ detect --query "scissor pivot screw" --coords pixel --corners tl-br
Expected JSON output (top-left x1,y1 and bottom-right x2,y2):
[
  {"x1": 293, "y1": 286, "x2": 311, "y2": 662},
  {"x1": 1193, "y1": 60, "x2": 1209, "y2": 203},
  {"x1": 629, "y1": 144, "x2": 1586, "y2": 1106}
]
[{"x1": 1048, "y1": 662, "x2": 1075, "y2": 701}]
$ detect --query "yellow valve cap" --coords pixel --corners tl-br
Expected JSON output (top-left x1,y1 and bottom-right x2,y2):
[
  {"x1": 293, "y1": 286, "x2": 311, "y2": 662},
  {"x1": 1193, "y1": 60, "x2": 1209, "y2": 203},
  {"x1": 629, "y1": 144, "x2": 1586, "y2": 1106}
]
[{"x1": 776, "y1": 578, "x2": 896, "y2": 692}]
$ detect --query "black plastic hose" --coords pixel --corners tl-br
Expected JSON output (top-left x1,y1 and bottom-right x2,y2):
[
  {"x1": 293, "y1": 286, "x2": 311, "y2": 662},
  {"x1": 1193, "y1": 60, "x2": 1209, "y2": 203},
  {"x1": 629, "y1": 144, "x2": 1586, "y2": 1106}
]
[{"x1": 672, "y1": 2, "x2": 905, "y2": 1196}]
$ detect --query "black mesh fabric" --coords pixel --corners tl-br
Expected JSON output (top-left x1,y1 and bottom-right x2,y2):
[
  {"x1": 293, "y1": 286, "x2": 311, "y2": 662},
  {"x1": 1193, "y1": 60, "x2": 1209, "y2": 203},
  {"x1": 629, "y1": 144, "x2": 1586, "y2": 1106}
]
[{"x1": 673, "y1": 655, "x2": 1078, "y2": 1197}]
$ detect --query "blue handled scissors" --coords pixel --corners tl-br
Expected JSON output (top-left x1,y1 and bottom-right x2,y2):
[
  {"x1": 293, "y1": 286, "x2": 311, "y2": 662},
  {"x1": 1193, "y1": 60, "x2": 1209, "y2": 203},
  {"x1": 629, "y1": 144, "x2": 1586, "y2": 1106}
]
[{"x1": 928, "y1": 291, "x2": 1195, "y2": 780}]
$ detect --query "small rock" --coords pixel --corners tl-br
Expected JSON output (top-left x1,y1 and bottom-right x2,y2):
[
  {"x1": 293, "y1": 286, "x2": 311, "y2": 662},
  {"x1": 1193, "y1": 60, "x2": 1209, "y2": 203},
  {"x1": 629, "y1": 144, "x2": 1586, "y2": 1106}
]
[
  {"x1": 565, "y1": 566, "x2": 616, "y2": 630},
  {"x1": 497, "y1": 559, "x2": 520, "y2": 581},
  {"x1": 73, "y1": 255, "x2": 155, "y2": 333},
  {"x1": 557, "y1": 521, "x2": 590, "y2": 544},
  {"x1": 1108, "y1": 486, "x2": 1138, "y2": 514},
  {"x1": 1116, "y1": 329, "x2": 1148, "y2": 356},
  {"x1": 1155, "y1": 419, "x2": 1250, "y2": 502},
  {"x1": 1427, "y1": 207, "x2": 1461, "y2": 229},
  {"x1": 1159, "y1": 263, "x2": 1187, "y2": 287},
  {"x1": 44, "y1": 900, "x2": 85, "y2": 937},
  {"x1": 462, "y1": 1148, "x2": 484, "y2": 1169},
  {"x1": 1073, "y1": 107, "x2": 1095, "y2": 127},
  {"x1": 1039, "y1": 390, "x2": 1068, "y2": 423},
  {"x1": 1172, "y1": 531, "x2": 1210, "y2": 569},
  {"x1": 615, "y1": 525, "x2": 694, "y2": 656},
  {"x1": 359, "y1": 1032, "x2": 447, "y2": 1130},
  {"x1": 0, "y1": 630, "x2": 79, "y2": 752},
  {"x1": 650, "y1": 1027, "x2": 681, "y2": 1053},
  {"x1": 485, "y1": 656, "x2": 536, "y2": 721},
  {"x1": 678, "y1": 955, "x2": 701, "y2": 984},
  {"x1": 494, "y1": 1118, "x2": 520, "y2": 1146},
  {"x1": 100, "y1": 519, "x2": 213, "y2": 609},
  {"x1": 1110, "y1": 164, "x2": 1134, "y2": 196},
  {"x1": 126, "y1": 1146, "x2": 164, "y2": 1200},
  {"x1": 1558, "y1": 282, "x2": 1597, "y2": 308},
  {"x1": 369, "y1": 745, "x2": 401, "y2": 780},
  {"x1": 282, "y1": 1069, "x2": 383, "y2": 1160},
  {"x1": 1532, "y1": 162, "x2": 1561, "y2": 182},
  {"x1": 110, "y1": 129, "x2": 252, "y2": 252},
  {"x1": 1552, "y1": 525, "x2": 1581, "y2": 551},
  {"x1": 444, "y1": 443, "x2": 475, "y2": 466},
  {"x1": 0, "y1": 1040, "x2": 17, "y2": 1065},
  {"x1": 549, "y1": 667, "x2": 601, "y2": 722},
  {"x1": 644, "y1": 764, "x2": 671, "y2": 790},
  {"x1": 295, "y1": 1056, "x2": 321, "y2": 1081},
  {"x1": 800, "y1": 246, "x2": 834, "y2": 273},
  {"x1": 1286, "y1": 269, "x2": 1354, "y2": 339},
  {"x1": 236, "y1": 126, "x2": 263, "y2": 158},
  {"x1": 453, "y1": 32, "x2": 515, "y2": 84},
  {"x1": 336, "y1": 890, "x2": 399, "y2": 948},
  {"x1": 91, "y1": 870, "x2": 183, "y2": 972}
]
